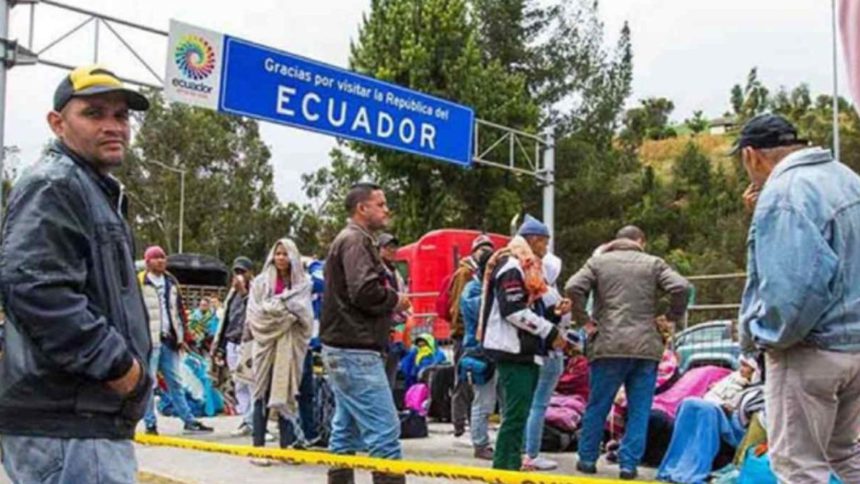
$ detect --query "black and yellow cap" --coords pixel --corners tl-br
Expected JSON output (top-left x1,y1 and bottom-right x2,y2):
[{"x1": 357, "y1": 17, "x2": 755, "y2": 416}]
[{"x1": 53, "y1": 65, "x2": 150, "y2": 112}]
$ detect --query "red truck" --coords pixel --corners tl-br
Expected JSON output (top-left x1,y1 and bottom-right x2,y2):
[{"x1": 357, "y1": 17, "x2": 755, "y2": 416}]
[{"x1": 394, "y1": 229, "x2": 509, "y2": 343}]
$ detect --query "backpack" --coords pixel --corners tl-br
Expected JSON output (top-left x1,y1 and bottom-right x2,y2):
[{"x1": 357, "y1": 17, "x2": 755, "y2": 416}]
[
  {"x1": 434, "y1": 273, "x2": 456, "y2": 322},
  {"x1": 404, "y1": 383, "x2": 430, "y2": 416},
  {"x1": 457, "y1": 347, "x2": 495, "y2": 386},
  {"x1": 420, "y1": 364, "x2": 455, "y2": 422}
]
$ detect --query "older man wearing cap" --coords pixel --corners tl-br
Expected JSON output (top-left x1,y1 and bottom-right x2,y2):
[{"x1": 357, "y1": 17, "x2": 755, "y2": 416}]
[
  {"x1": 736, "y1": 113, "x2": 860, "y2": 483},
  {"x1": 138, "y1": 245, "x2": 213, "y2": 435},
  {"x1": 0, "y1": 65, "x2": 152, "y2": 482}
]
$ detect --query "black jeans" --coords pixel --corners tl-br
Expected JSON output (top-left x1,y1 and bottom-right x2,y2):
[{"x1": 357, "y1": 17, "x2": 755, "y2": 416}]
[
  {"x1": 253, "y1": 385, "x2": 296, "y2": 448},
  {"x1": 297, "y1": 349, "x2": 317, "y2": 441}
]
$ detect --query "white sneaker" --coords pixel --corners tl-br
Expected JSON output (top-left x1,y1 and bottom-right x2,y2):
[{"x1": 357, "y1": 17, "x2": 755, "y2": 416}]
[
  {"x1": 231, "y1": 423, "x2": 252, "y2": 437},
  {"x1": 265, "y1": 431, "x2": 275, "y2": 442},
  {"x1": 522, "y1": 455, "x2": 558, "y2": 471}
]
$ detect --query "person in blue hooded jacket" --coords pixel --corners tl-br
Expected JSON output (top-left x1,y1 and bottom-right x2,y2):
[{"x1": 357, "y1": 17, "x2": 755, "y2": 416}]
[
  {"x1": 459, "y1": 249, "x2": 497, "y2": 460},
  {"x1": 399, "y1": 333, "x2": 447, "y2": 388}
]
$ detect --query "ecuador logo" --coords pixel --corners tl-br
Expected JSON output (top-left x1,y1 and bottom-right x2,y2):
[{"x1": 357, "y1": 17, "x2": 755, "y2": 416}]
[{"x1": 174, "y1": 35, "x2": 216, "y2": 81}]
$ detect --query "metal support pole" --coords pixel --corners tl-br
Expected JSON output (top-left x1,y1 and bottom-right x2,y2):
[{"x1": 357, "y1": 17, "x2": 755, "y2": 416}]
[
  {"x1": 542, "y1": 132, "x2": 555, "y2": 252},
  {"x1": 0, "y1": 0, "x2": 9, "y2": 225},
  {"x1": 832, "y1": 0, "x2": 841, "y2": 160},
  {"x1": 178, "y1": 169, "x2": 185, "y2": 253},
  {"x1": 93, "y1": 18, "x2": 99, "y2": 63},
  {"x1": 27, "y1": 2, "x2": 34, "y2": 50}
]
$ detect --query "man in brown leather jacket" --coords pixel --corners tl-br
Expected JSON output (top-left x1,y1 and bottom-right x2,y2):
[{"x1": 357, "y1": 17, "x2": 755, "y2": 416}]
[{"x1": 321, "y1": 182, "x2": 410, "y2": 484}]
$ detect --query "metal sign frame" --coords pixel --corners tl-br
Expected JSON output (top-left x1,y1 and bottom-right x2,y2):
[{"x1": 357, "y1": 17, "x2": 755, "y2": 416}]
[{"x1": 0, "y1": 0, "x2": 555, "y2": 245}]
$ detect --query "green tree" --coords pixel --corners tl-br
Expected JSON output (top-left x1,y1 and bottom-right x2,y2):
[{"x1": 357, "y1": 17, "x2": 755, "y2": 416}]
[
  {"x1": 301, "y1": 0, "x2": 541, "y2": 243},
  {"x1": 730, "y1": 67, "x2": 770, "y2": 122},
  {"x1": 685, "y1": 110, "x2": 709, "y2": 134},
  {"x1": 119, "y1": 92, "x2": 311, "y2": 264}
]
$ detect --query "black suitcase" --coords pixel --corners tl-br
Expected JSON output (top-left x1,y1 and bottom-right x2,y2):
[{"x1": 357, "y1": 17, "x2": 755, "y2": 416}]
[
  {"x1": 399, "y1": 410, "x2": 429, "y2": 439},
  {"x1": 419, "y1": 364, "x2": 455, "y2": 422}
]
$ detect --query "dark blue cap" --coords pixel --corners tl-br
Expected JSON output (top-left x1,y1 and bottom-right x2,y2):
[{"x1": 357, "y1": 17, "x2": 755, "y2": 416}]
[{"x1": 729, "y1": 113, "x2": 807, "y2": 155}]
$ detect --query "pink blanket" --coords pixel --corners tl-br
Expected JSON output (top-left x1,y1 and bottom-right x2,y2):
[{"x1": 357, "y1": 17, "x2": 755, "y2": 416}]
[
  {"x1": 607, "y1": 365, "x2": 730, "y2": 438},
  {"x1": 651, "y1": 366, "x2": 731, "y2": 419},
  {"x1": 545, "y1": 394, "x2": 588, "y2": 431}
]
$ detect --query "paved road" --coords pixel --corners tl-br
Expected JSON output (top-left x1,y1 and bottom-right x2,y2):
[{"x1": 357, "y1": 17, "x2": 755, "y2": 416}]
[
  {"x1": 135, "y1": 416, "x2": 654, "y2": 483},
  {"x1": 0, "y1": 416, "x2": 657, "y2": 483}
]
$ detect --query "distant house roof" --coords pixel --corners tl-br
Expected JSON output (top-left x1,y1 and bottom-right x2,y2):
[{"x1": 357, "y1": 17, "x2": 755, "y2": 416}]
[{"x1": 710, "y1": 116, "x2": 737, "y2": 127}]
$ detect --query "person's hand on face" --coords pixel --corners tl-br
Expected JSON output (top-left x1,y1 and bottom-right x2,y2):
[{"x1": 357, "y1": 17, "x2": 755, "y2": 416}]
[
  {"x1": 232, "y1": 273, "x2": 247, "y2": 294},
  {"x1": 743, "y1": 183, "x2": 761, "y2": 213},
  {"x1": 555, "y1": 298, "x2": 572, "y2": 316}
]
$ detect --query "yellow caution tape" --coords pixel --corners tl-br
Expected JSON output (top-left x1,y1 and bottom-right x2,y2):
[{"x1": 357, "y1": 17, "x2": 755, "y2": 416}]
[{"x1": 135, "y1": 433, "x2": 657, "y2": 484}]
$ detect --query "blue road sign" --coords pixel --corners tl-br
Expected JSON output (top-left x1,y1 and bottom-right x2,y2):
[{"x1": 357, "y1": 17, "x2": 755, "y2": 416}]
[{"x1": 215, "y1": 36, "x2": 475, "y2": 167}]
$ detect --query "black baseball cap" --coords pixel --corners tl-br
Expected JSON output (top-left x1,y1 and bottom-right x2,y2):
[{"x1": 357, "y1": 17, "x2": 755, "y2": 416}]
[
  {"x1": 232, "y1": 256, "x2": 254, "y2": 273},
  {"x1": 54, "y1": 65, "x2": 150, "y2": 112},
  {"x1": 377, "y1": 233, "x2": 399, "y2": 248},
  {"x1": 729, "y1": 113, "x2": 807, "y2": 155}
]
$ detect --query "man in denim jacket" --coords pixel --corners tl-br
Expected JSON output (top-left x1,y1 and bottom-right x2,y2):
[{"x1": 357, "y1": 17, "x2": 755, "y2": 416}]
[{"x1": 737, "y1": 113, "x2": 860, "y2": 484}]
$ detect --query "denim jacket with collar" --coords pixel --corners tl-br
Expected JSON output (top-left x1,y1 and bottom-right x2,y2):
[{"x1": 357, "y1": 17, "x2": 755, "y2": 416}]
[{"x1": 740, "y1": 147, "x2": 860, "y2": 353}]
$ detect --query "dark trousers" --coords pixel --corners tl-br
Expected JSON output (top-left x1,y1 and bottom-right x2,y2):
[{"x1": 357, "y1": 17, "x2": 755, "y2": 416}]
[
  {"x1": 451, "y1": 339, "x2": 474, "y2": 428},
  {"x1": 297, "y1": 349, "x2": 317, "y2": 441},
  {"x1": 253, "y1": 369, "x2": 296, "y2": 448},
  {"x1": 253, "y1": 398, "x2": 295, "y2": 448}
]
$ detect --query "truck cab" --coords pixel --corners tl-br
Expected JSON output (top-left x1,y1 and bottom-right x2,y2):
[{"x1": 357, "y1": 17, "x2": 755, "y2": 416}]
[{"x1": 395, "y1": 229, "x2": 508, "y2": 343}]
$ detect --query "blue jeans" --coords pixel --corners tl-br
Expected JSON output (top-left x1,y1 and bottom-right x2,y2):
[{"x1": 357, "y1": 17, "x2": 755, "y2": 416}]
[
  {"x1": 524, "y1": 352, "x2": 564, "y2": 457},
  {"x1": 322, "y1": 346, "x2": 401, "y2": 459},
  {"x1": 579, "y1": 357, "x2": 658, "y2": 471},
  {"x1": 1, "y1": 435, "x2": 136, "y2": 483},
  {"x1": 144, "y1": 344, "x2": 196, "y2": 427},
  {"x1": 470, "y1": 372, "x2": 498, "y2": 448}
]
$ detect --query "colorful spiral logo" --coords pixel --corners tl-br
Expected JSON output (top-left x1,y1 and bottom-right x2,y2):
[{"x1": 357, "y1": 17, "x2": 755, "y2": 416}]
[{"x1": 174, "y1": 35, "x2": 215, "y2": 81}]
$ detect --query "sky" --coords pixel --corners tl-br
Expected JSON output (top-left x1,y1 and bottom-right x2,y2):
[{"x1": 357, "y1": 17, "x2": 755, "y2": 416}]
[{"x1": 3, "y1": 0, "x2": 850, "y2": 204}]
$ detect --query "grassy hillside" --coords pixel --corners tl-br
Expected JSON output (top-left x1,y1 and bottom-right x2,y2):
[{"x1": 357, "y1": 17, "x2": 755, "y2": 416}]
[{"x1": 638, "y1": 133, "x2": 737, "y2": 179}]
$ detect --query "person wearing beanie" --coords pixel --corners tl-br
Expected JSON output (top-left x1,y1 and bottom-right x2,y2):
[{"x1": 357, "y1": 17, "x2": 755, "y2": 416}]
[
  {"x1": 0, "y1": 65, "x2": 152, "y2": 481},
  {"x1": 566, "y1": 225, "x2": 690, "y2": 480},
  {"x1": 138, "y1": 246, "x2": 213, "y2": 435},
  {"x1": 213, "y1": 256, "x2": 259, "y2": 437},
  {"x1": 482, "y1": 214, "x2": 568, "y2": 471}
]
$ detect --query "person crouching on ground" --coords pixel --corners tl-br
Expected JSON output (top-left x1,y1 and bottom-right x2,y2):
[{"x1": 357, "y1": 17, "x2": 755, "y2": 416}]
[{"x1": 399, "y1": 333, "x2": 447, "y2": 388}]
